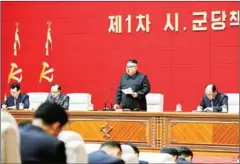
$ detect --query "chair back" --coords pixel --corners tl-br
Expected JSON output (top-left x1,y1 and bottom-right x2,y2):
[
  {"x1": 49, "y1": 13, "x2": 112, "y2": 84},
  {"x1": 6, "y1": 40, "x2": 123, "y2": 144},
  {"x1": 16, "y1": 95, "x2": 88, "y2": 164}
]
[
  {"x1": 27, "y1": 92, "x2": 49, "y2": 109},
  {"x1": 1, "y1": 122, "x2": 21, "y2": 163},
  {"x1": 67, "y1": 93, "x2": 94, "y2": 111},
  {"x1": 226, "y1": 93, "x2": 239, "y2": 113},
  {"x1": 146, "y1": 93, "x2": 164, "y2": 112},
  {"x1": 58, "y1": 130, "x2": 88, "y2": 163}
]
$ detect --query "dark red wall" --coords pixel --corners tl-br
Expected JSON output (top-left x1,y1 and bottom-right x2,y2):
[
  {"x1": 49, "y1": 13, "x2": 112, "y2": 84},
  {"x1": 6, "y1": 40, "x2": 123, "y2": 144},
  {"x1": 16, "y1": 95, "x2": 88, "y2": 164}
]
[{"x1": 1, "y1": 2, "x2": 239, "y2": 111}]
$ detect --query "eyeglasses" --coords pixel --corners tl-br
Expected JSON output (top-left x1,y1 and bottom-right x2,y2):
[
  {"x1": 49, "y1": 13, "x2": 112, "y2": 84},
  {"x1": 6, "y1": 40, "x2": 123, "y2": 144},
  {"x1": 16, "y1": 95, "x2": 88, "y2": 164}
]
[
  {"x1": 51, "y1": 91, "x2": 59, "y2": 94},
  {"x1": 126, "y1": 65, "x2": 136, "y2": 68}
]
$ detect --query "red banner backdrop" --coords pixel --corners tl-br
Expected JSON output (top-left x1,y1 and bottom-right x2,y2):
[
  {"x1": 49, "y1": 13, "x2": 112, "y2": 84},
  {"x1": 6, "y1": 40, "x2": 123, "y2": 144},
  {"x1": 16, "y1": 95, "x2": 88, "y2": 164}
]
[{"x1": 1, "y1": 2, "x2": 239, "y2": 111}]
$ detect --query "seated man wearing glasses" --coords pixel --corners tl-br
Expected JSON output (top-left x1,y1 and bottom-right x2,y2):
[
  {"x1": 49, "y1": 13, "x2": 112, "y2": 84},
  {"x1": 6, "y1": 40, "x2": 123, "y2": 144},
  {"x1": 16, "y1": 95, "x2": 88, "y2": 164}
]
[
  {"x1": 45, "y1": 84, "x2": 69, "y2": 110},
  {"x1": 114, "y1": 59, "x2": 151, "y2": 111}
]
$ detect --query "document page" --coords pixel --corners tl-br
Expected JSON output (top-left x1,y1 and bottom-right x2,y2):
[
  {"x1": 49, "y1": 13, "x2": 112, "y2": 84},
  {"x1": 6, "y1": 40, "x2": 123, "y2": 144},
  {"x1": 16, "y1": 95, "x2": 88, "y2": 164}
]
[{"x1": 121, "y1": 87, "x2": 133, "y2": 94}]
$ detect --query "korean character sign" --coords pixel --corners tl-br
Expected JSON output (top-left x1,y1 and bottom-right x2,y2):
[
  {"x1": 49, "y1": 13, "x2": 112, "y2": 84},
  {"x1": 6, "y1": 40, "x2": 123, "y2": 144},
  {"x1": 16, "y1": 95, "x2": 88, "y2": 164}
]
[
  {"x1": 108, "y1": 15, "x2": 122, "y2": 33},
  {"x1": 229, "y1": 10, "x2": 239, "y2": 27},
  {"x1": 211, "y1": 11, "x2": 227, "y2": 31},
  {"x1": 192, "y1": 11, "x2": 207, "y2": 31},
  {"x1": 164, "y1": 13, "x2": 179, "y2": 32}
]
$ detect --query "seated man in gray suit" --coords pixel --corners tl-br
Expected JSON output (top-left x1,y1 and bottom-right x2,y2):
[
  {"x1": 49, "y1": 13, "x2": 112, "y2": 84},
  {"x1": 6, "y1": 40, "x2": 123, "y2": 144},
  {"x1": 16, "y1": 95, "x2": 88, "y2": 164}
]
[
  {"x1": 45, "y1": 84, "x2": 69, "y2": 110},
  {"x1": 198, "y1": 84, "x2": 228, "y2": 112}
]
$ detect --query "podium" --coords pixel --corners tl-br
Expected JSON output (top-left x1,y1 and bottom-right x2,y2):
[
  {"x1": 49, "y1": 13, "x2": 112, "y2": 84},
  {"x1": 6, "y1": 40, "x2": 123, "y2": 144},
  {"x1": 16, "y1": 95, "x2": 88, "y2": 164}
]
[{"x1": 8, "y1": 110, "x2": 239, "y2": 157}]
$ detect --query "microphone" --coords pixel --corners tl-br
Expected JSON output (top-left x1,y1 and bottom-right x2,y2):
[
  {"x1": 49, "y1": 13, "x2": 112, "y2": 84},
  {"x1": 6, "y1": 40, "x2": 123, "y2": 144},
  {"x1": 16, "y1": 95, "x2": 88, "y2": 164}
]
[
  {"x1": 103, "y1": 88, "x2": 115, "y2": 111},
  {"x1": 110, "y1": 88, "x2": 117, "y2": 111}
]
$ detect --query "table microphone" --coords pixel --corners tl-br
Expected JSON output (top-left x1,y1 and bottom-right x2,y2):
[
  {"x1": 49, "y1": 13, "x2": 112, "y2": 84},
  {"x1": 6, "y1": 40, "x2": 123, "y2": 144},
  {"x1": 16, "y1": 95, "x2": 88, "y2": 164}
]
[
  {"x1": 103, "y1": 88, "x2": 114, "y2": 111},
  {"x1": 109, "y1": 88, "x2": 117, "y2": 111}
]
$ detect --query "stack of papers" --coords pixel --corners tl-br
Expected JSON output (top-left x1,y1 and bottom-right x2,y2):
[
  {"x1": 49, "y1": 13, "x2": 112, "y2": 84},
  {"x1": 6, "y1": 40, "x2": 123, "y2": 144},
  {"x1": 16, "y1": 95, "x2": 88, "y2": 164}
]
[
  {"x1": 121, "y1": 87, "x2": 133, "y2": 94},
  {"x1": 7, "y1": 106, "x2": 16, "y2": 109}
]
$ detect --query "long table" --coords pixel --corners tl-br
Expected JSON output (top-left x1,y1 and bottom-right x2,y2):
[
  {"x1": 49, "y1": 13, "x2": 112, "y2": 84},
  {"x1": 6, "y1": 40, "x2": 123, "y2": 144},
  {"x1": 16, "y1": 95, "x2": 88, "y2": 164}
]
[{"x1": 8, "y1": 110, "x2": 239, "y2": 157}]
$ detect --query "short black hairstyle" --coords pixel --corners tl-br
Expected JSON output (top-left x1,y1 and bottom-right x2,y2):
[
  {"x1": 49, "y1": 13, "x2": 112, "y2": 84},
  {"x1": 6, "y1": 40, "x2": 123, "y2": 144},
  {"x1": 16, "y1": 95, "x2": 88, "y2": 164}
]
[
  {"x1": 10, "y1": 83, "x2": 21, "y2": 91},
  {"x1": 100, "y1": 141, "x2": 122, "y2": 152},
  {"x1": 160, "y1": 147, "x2": 179, "y2": 157},
  {"x1": 51, "y1": 83, "x2": 61, "y2": 91},
  {"x1": 34, "y1": 102, "x2": 68, "y2": 126},
  {"x1": 205, "y1": 84, "x2": 217, "y2": 92},
  {"x1": 127, "y1": 59, "x2": 138, "y2": 64},
  {"x1": 126, "y1": 142, "x2": 139, "y2": 154},
  {"x1": 178, "y1": 147, "x2": 193, "y2": 158}
]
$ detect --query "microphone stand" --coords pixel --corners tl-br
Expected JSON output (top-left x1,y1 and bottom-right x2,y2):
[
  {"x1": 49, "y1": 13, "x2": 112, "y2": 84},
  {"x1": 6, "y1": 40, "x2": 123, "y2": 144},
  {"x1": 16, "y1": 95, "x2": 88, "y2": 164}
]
[
  {"x1": 108, "y1": 99, "x2": 115, "y2": 111},
  {"x1": 109, "y1": 88, "x2": 116, "y2": 111},
  {"x1": 104, "y1": 102, "x2": 107, "y2": 111},
  {"x1": 103, "y1": 88, "x2": 114, "y2": 111}
]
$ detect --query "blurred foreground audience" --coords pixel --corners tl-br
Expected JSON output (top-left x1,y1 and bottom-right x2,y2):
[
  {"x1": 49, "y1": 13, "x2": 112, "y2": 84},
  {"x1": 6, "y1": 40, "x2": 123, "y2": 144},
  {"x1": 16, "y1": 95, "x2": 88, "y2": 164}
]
[
  {"x1": 19, "y1": 102, "x2": 68, "y2": 164},
  {"x1": 177, "y1": 147, "x2": 193, "y2": 164},
  {"x1": 126, "y1": 142, "x2": 149, "y2": 164},
  {"x1": 88, "y1": 141, "x2": 125, "y2": 164},
  {"x1": 160, "y1": 147, "x2": 179, "y2": 162}
]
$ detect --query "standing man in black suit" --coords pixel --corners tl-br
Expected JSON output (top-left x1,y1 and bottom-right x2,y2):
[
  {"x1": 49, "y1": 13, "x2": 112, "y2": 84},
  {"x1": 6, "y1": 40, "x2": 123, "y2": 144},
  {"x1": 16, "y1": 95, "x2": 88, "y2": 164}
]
[
  {"x1": 3, "y1": 83, "x2": 29, "y2": 109},
  {"x1": 20, "y1": 102, "x2": 68, "y2": 164},
  {"x1": 198, "y1": 84, "x2": 228, "y2": 112},
  {"x1": 114, "y1": 59, "x2": 151, "y2": 111},
  {"x1": 45, "y1": 84, "x2": 69, "y2": 110}
]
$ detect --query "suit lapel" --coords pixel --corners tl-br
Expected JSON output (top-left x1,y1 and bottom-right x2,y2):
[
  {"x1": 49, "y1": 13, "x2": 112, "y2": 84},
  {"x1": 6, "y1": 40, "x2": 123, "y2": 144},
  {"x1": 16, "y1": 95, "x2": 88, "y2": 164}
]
[
  {"x1": 56, "y1": 94, "x2": 63, "y2": 105},
  {"x1": 49, "y1": 94, "x2": 63, "y2": 105},
  {"x1": 213, "y1": 93, "x2": 220, "y2": 106},
  {"x1": 16, "y1": 93, "x2": 22, "y2": 104},
  {"x1": 9, "y1": 96, "x2": 15, "y2": 106},
  {"x1": 49, "y1": 95, "x2": 55, "y2": 103},
  {"x1": 214, "y1": 99, "x2": 220, "y2": 106}
]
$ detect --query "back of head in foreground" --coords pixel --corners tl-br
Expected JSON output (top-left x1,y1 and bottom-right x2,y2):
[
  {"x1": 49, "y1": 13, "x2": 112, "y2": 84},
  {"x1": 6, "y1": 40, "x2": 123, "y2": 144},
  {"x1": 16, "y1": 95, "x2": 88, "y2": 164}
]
[
  {"x1": 160, "y1": 147, "x2": 179, "y2": 162},
  {"x1": 100, "y1": 141, "x2": 122, "y2": 158},
  {"x1": 33, "y1": 102, "x2": 68, "y2": 136},
  {"x1": 88, "y1": 141, "x2": 124, "y2": 164},
  {"x1": 20, "y1": 102, "x2": 69, "y2": 164},
  {"x1": 177, "y1": 147, "x2": 193, "y2": 163}
]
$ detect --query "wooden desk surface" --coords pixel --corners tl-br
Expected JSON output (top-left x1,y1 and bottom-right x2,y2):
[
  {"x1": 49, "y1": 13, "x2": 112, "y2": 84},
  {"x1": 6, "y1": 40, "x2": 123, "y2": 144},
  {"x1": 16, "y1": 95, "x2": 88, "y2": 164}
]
[{"x1": 8, "y1": 110, "x2": 239, "y2": 156}]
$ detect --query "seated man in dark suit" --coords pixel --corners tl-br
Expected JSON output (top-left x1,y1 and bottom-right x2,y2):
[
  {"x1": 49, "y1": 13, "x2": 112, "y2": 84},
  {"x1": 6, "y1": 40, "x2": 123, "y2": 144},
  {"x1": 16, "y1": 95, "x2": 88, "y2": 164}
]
[
  {"x1": 88, "y1": 141, "x2": 125, "y2": 164},
  {"x1": 45, "y1": 84, "x2": 69, "y2": 110},
  {"x1": 198, "y1": 84, "x2": 228, "y2": 112},
  {"x1": 125, "y1": 142, "x2": 149, "y2": 164},
  {"x1": 20, "y1": 102, "x2": 68, "y2": 164},
  {"x1": 3, "y1": 83, "x2": 29, "y2": 109},
  {"x1": 177, "y1": 147, "x2": 193, "y2": 164}
]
